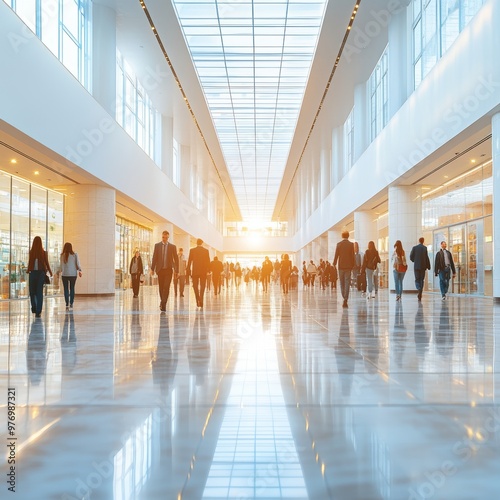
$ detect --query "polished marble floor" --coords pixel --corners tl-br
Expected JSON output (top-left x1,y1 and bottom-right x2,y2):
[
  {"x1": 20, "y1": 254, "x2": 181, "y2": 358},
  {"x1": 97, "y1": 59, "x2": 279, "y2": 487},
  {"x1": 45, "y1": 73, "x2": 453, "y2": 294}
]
[{"x1": 1, "y1": 282, "x2": 499, "y2": 500}]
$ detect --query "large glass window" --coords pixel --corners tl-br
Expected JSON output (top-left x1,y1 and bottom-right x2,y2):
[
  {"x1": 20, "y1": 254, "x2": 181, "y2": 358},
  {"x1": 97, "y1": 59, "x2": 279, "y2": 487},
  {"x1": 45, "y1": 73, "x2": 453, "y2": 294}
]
[
  {"x1": 10, "y1": 178, "x2": 30, "y2": 299},
  {"x1": 422, "y1": 160, "x2": 492, "y2": 296},
  {"x1": 30, "y1": 185, "x2": 47, "y2": 242},
  {"x1": 0, "y1": 173, "x2": 12, "y2": 300},
  {"x1": 4, "y1": 0, "x2": 91, "y2": 89},
  {"x1": 413, "y1": 0, "x2": 485, "y2": 89},
  {"x1": 370, "y1": 46, "x2": 389, "y2": 141},
  {"x1": 343, "y1": 108, "x2": 354, "y2": 175},
  {"x1": 116, "y1": 51, "x2": 162, "y2": 165},
  {"x1": 0, "y1": 170, "x2": 63, "y2": 299},
  {"x1": 115, "y1": 217, "x2": 152, "y2": 289},
  {"x1": 47, "y1": 190, "x2": 64, "y2": 294}
]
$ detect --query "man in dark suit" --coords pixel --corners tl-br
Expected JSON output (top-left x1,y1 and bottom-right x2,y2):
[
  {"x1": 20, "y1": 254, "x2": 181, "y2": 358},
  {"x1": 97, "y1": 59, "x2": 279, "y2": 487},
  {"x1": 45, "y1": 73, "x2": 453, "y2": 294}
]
[
  {"x1": 409, "y1": 237, "x2": 431, "y2": 301},
  {"x1": 333, "y1": 231, "x2": 355, "y2": 308},
  {"x1": 434, "y1": 240, "x2": 456, "y2": 300},
  {"x1": 151, "y1": 230, "x2": 179, "y2": 312},
  {"x1": 210, "y1": 256, "x2": 224, "y2": 295},
  {"x1": 187, "y1": 238, "x2": 211, "y2": 308}
]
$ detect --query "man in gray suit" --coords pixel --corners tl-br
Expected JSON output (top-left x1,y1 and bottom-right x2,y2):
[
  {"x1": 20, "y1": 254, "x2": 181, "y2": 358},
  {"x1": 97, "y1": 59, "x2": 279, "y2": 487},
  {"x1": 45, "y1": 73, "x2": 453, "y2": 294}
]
[
  {"x1": 187, "y1": 238, "x2": 211, "y2": 308},
  {"x1": 409, "y1": 237, "x2": 431, "y2": 301}
]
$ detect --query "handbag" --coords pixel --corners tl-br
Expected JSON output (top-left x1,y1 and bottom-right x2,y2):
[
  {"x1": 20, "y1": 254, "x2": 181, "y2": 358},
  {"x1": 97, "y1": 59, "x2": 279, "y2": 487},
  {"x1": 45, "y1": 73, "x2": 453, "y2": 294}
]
[
  {"x1": 44, "y1": 273, "x2": 51, "y2": 285},
  {"x1": 396, "y1": 254, "x2": 408, "y2": 273}
]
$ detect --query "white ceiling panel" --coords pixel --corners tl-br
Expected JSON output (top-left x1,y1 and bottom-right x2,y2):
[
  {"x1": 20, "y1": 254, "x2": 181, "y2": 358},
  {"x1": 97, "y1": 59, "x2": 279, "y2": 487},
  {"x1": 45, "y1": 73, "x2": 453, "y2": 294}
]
[{"x1": 171, "y1": 0, "x2": 328, "y2": 221}]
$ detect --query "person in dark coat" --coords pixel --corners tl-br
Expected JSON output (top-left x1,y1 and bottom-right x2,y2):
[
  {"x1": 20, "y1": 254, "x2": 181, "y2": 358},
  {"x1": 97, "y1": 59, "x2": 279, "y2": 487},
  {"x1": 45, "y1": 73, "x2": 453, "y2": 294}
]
[
  {"x1": 409, "y1": 237, "x2": 431, "y2": 301},
  {"x1": 151, "y1": 230, "x2": 179, "y2": 312},
  {"x1": 27, "y1": 236, "x2": 53, "y2": 317},
  {"x1": 210, "y1": 256, "x2": 224, "y2": 295},
  {"x1": 187, "y1": 238, "x2": 211, "y2": 308},
  {"x1": 434, "y1": 241, "x2": 456, "y2": 300},
  {"x1": 333, "y1": 231, "x2": 355, "y2": 308}
]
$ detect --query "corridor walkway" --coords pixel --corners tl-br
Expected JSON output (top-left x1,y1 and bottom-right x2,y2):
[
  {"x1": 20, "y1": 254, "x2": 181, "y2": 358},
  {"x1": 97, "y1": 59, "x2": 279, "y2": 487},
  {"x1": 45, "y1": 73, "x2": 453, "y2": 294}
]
[{"x1": 1, "y1": 282, "x2": 499, "y2": 499}]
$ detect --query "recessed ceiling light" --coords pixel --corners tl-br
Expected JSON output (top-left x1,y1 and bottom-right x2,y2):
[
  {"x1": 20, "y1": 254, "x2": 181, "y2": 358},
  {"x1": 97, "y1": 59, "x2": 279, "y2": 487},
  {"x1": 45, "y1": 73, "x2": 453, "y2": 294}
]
[
  {"x1": 10, "y1": 159, "x2": 17, "y2": 164},
  {"x1": 34, "y1": 171, "x2": 40, "y2": 175}
]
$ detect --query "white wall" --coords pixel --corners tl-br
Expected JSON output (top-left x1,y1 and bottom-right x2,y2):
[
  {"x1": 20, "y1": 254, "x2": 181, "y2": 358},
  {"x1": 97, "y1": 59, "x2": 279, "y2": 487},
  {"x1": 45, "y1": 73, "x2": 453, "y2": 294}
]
[
  {"x1": 293, "y1": 0, "x2": 500, "y2": 251},
  {"x1": 0, "y1": 2, "x2": 223, "y2": 250}
]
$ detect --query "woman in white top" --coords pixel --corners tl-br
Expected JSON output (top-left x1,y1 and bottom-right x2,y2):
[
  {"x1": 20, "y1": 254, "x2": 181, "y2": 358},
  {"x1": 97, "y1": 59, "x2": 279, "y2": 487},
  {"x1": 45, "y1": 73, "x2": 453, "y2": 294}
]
[{"x1": 60, "y1": 242, "x2": 82, "y2": 310}]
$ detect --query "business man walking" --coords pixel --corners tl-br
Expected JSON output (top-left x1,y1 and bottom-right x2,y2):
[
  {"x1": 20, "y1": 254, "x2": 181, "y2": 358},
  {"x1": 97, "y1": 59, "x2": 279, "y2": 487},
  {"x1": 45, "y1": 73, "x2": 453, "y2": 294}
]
[
  {"x1": 187, "y1": 238, "x2": 211, "y2": 308},
  {"x1": 434, "y1": 241, "x2": 456, "y2": 300},
  {"x1": 151, "y1": 230, "x2": 179, "y2": 312},
  {"x1": 333, "y1": 231, "x2": 355, "y2": 308},
  {"x1": 409, "y1": 237, "x2": 431, "y2": 301}
]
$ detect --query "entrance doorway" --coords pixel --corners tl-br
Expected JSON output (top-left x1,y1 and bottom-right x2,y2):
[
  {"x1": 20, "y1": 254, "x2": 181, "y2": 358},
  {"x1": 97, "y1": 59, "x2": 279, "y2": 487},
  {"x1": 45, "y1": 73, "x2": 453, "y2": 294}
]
[{"x1": 433, "y1": 221, "x2": 484, "y2": 295}]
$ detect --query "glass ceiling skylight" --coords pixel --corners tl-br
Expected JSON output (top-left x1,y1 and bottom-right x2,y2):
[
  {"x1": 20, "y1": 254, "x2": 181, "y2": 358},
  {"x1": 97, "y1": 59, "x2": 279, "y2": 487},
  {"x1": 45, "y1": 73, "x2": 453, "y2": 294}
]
[{"x1": 171, "y1": 0, "x2": 328, "y2": 223}]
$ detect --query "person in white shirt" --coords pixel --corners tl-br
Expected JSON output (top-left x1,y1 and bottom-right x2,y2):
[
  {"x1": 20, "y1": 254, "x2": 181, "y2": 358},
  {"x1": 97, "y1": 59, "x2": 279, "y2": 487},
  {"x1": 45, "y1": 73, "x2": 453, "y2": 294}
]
[
  {"x1": 60, "y1": 242, "x2": 82, "y2": 310},
  {"x1": 306, "y1": 260, "x2": 318, "y2": 286}
]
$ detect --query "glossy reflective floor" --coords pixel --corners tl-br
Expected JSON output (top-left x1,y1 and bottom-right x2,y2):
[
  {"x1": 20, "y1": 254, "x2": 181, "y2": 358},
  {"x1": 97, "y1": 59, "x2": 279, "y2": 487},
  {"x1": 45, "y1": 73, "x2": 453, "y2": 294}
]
[{"x1": 1, "y1": 282, "x2": 500, "y2": 500}]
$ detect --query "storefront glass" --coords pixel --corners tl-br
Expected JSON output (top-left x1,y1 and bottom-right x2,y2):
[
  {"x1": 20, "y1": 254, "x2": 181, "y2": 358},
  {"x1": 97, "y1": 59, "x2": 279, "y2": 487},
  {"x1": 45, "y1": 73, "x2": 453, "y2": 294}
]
[
  {"x1": 423, "y1": 161, "x2": 492, "y2": 296},
  {"x1": 0, "y1": 173, "x2": 11, "y2": 299},
  {"x1": 115, "y1": 217, "x2": 152, "y2": 289},
  {"x1": 11, "y1": 178, "x2": 30, "y2": 298},
  {"x1": 0, "y1": 171, "x2": 64, "y2": 300},
  {"x1": 47, "y1": 191, "x2": 64, "y2": 295}
]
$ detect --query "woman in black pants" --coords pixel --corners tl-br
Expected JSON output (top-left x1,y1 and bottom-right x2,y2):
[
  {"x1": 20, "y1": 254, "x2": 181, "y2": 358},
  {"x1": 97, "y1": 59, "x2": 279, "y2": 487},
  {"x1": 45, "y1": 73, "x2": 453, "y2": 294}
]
[{"x1": 27, "y1": 236, "x2": 52, "y2": 317}]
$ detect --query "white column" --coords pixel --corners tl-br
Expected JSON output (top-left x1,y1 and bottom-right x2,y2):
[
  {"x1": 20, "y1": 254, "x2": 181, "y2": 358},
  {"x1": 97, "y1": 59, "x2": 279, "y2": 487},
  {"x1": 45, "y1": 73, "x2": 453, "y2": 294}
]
[
  {"x1": 175, "y1": 233, "x2": 191, "y2": 255},
  {"x1": 388, "y1": 5, "x2": 408, "y2": 120},
  {"x1": 153, "y1": 223, "x2": 174, "y2": 246},
  {"x1": 354, "y1": 210, "x2": 378, "y2": 253},
  {"x1": 388, "y1": 185, "x2": 423, "y2": 292},
  {"x1": 328, "y1": 231, "x2": 339, "y2": 261},
  {"x1": 492, "y1": 113, "x2": 500, "y2": 299},
  {"x1": 161, "y1": 116, "x2": 173, "y2": 177},
  {"x1": 319, "y1": 234, "x2": 329, "y2": 261},
  {"x1": 64, "y1": 185, "x2": 115, "y2": 294},
  {"x1": 92, "y1": 4, "x2": 116, "y2": 116}
]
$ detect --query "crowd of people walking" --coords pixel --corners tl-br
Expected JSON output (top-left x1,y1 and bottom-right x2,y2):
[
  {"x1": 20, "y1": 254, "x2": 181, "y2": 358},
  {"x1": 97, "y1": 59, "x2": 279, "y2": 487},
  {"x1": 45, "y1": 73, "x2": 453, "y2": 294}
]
[{"x1": 25, "y1": 230, "x2": 456, "y2": 317}]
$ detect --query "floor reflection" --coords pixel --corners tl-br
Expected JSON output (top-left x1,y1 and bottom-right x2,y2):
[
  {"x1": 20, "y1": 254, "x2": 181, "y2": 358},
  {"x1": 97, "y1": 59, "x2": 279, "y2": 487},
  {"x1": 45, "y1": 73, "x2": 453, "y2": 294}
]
[{"x1": 1, "y1": 285, "x2": 499, "y2": 499}]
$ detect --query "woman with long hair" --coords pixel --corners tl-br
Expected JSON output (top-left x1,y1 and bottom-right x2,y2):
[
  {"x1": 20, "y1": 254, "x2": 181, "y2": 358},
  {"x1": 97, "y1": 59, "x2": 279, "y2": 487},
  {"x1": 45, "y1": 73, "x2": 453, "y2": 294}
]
[
  {"x1": 392, "y1": 240, "x2": 407, "y2": 301},
  {"x1": 361, "y1": 240, "x2": 381, "y2": 299},
  {"x1": 280, "y1": 254, "x2": 292, "y2": 294},
  {"x1": 60, "y1": 242, "x2": 82, "y2": 310},
  {"x1": 27, "y1": 236, "x2": 53, "y2": 317}
]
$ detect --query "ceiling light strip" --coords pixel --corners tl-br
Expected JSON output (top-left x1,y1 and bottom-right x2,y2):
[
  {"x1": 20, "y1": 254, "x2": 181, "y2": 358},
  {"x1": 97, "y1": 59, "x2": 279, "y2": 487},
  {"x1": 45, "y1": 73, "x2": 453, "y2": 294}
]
[
  {"x1": 138, "y1": 0, "x2": 238, "y2": 218},
  {"x1": 278, "y1": 1, "x2": 362, "y2": 219}
]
